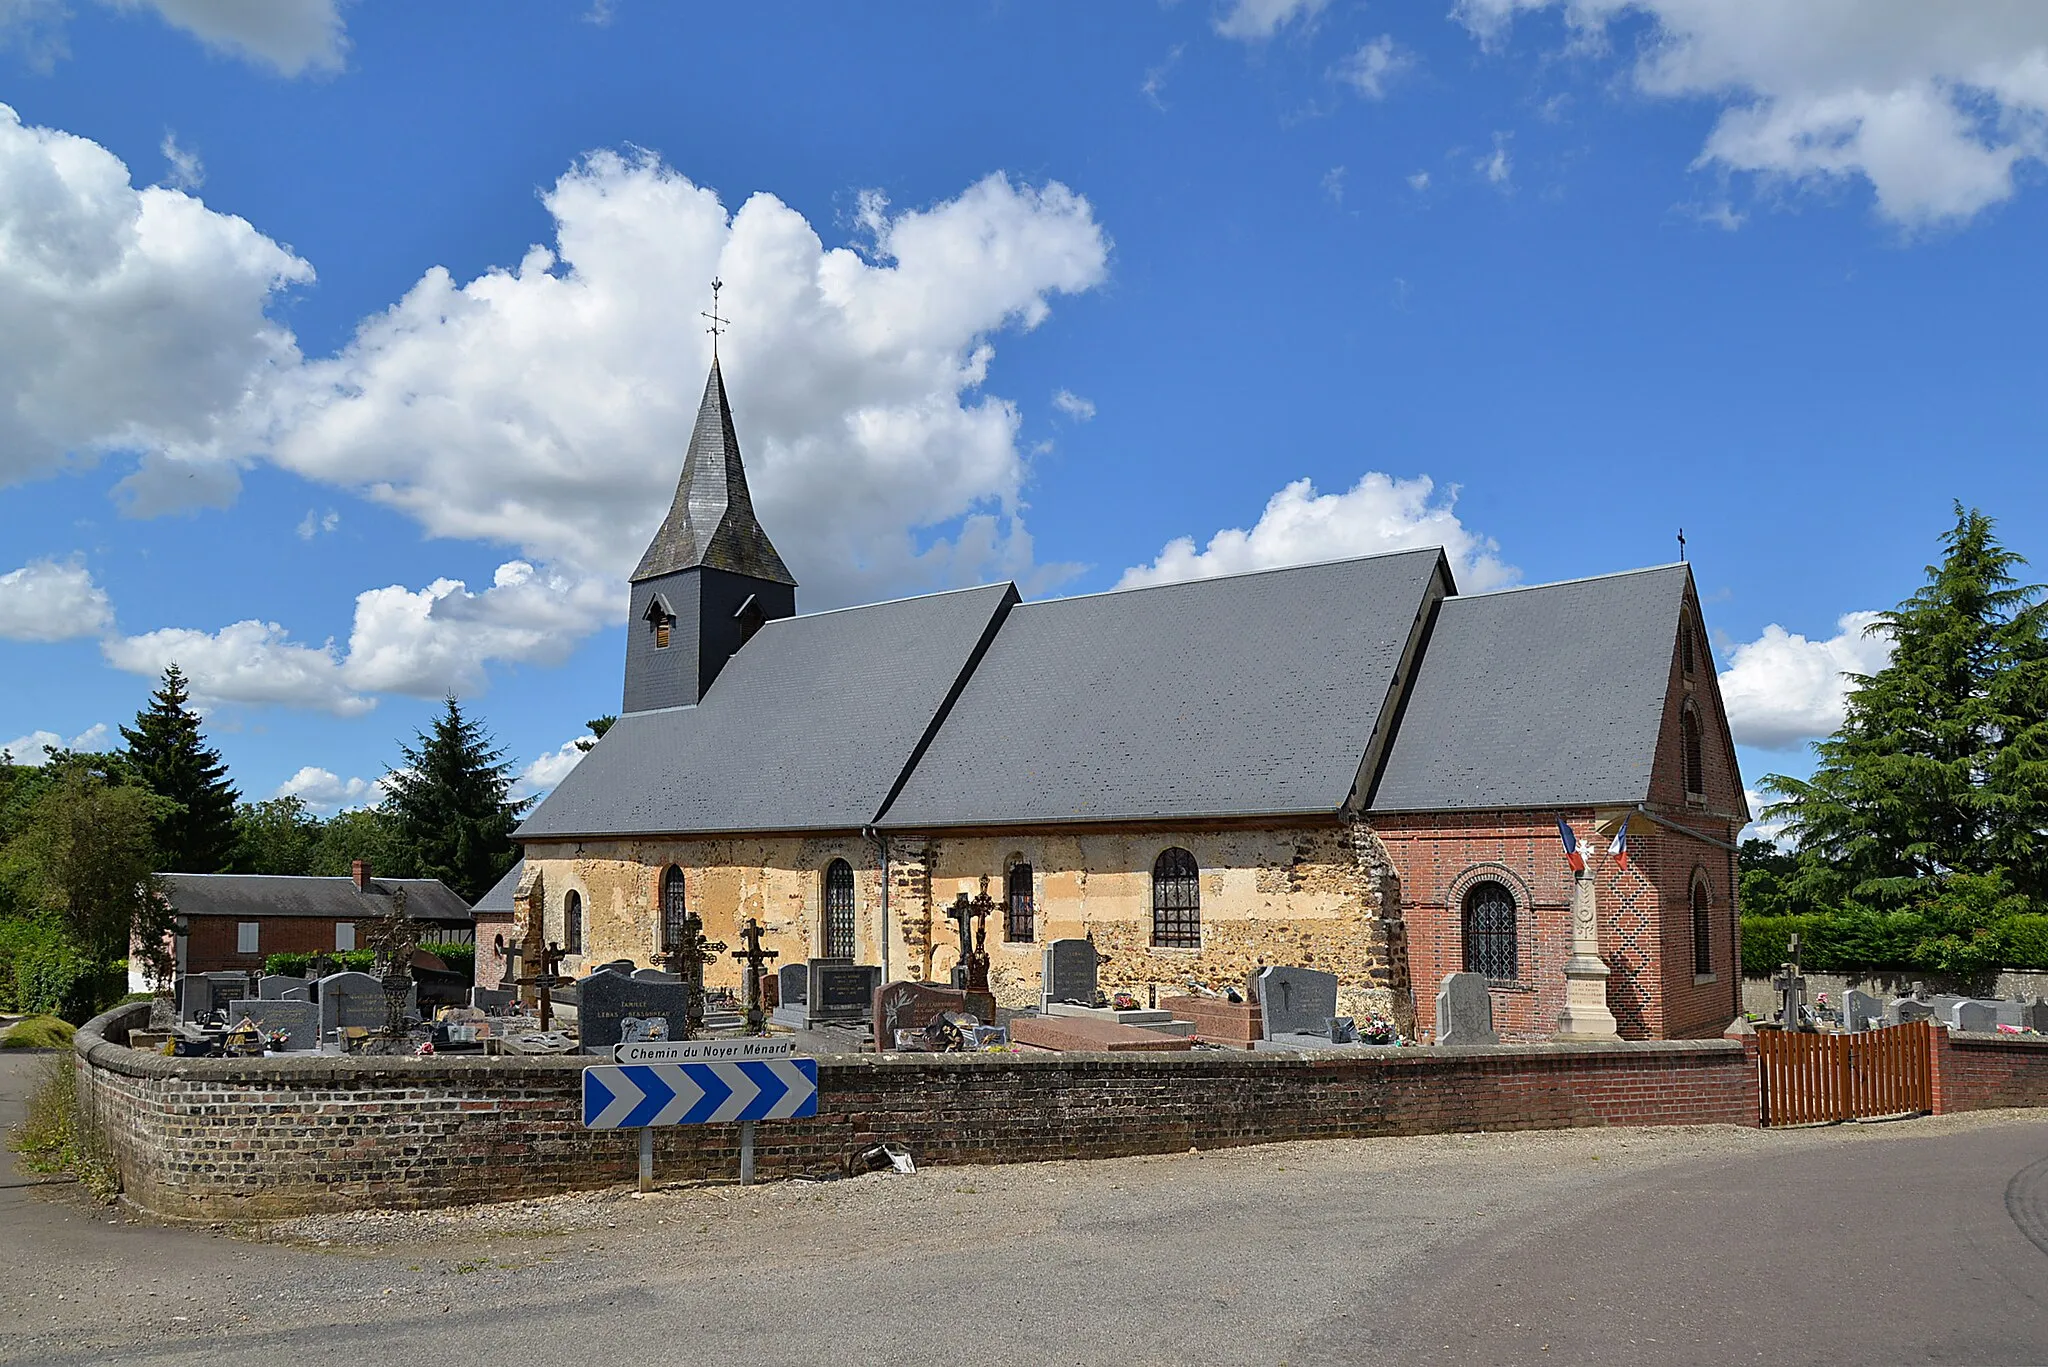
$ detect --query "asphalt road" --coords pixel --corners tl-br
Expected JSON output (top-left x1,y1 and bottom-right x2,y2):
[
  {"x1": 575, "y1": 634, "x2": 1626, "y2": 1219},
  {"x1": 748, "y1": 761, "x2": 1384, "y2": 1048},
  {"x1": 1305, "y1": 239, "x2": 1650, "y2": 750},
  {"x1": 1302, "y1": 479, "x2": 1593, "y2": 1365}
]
[{"x1": 2, "y1": 1051, "x2": 2044, "y2": 1366}]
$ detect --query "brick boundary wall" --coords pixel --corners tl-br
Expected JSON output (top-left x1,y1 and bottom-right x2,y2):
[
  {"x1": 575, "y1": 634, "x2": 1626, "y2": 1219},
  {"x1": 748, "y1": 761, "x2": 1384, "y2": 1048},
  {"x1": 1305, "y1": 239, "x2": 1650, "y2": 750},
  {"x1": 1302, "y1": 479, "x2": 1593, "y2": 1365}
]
[
  {"x1": 1931, "y1": 1029, "x2": 2048, "y2": 1112},
  {"x1": 75, "y1": 1004, "x2": 1766, "y2": 1221}
]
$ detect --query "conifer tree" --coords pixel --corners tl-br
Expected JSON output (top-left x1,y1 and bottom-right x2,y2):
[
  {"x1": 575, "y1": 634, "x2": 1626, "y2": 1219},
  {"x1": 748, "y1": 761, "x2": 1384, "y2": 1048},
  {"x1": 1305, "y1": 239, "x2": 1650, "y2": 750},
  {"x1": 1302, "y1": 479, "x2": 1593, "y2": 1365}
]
[
  {"x1": 120, "y1": 664, "x2": 240, "y2": 873},
  {"x1": 381, "y1": 697, "x2": 525, "y2": 903},
  {"x1": 1763, "y1": 504, "x2": 2048, "y2": 912}
]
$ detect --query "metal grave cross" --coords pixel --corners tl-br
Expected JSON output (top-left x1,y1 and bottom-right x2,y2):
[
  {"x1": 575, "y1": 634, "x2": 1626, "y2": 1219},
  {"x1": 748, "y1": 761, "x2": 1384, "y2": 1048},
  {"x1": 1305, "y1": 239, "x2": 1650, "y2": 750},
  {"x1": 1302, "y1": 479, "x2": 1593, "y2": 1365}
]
[{"x1": 730, "y1": 918, "x2": 779, "y2": 1035}]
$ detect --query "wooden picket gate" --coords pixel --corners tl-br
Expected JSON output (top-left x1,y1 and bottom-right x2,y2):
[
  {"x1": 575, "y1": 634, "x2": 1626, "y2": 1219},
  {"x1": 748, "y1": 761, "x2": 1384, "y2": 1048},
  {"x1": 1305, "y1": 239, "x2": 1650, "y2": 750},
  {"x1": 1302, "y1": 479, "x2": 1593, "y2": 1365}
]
[{"x1": 1756, "y1": 1019, "x2": 1935, "y2": 1126}]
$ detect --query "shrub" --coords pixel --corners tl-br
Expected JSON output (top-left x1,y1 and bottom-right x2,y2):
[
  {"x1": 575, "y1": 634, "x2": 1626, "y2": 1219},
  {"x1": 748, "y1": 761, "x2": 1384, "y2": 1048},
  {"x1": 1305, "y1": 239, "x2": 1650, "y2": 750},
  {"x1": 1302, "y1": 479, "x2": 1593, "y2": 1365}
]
[
  {"x1": 262, "y1": 952, "x2": 312, "y2": 978},
  {"x1": 1995, "y1": 915, "x2": 2048, "y2": 970},
  {"x1": 0, "y1": 1015, "x2": 77, "y2": 1050},
  {"x1": 12, "y1": 942, "x2": 115, "y2": 1024}
]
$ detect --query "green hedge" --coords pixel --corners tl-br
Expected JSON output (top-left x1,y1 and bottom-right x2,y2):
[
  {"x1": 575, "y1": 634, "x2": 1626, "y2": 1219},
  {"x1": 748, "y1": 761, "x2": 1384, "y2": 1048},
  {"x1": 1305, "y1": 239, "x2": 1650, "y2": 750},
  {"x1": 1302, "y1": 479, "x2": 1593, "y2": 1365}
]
[
  {"x1": 263, "y1": 940, "x2": 473, "y2": 980},
  {"x1": 1741, "y1": 911, "x2": 2048, "y2": 978}
]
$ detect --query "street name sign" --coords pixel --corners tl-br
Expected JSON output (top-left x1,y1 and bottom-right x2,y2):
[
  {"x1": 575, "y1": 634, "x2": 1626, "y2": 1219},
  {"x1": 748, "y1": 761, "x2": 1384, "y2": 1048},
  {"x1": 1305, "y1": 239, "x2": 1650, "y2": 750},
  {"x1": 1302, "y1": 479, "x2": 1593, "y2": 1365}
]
[{"x1": 613, "y1": 1037, "x2": 796, "y2": 1064}]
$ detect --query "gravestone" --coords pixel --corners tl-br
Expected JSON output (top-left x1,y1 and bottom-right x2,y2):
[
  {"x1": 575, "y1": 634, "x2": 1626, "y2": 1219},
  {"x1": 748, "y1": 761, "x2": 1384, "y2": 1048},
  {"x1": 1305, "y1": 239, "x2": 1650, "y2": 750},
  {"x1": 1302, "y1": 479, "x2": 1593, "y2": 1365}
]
[
  {"x1": 1434, "y1": 971, "x2": 1498, "y2": 1047},
  {"x1": 1886, "y1": 997, "x2": 1935, "y2": 1026},
  {"x1": 227, "y1": 998, "x2": 319, "y2": 1052},
  {"x1": 1996, "y1": 997, "x2": 2048, "y2": 1032},
  {"x1": 469, "y1": 985, "x2": 514, "y2": 1012},
  {"x1": 1041, "y1": 938, "x2": 1099, "y2": 1009},
  {"x1": 595, "y1": 959, "x2": 637, "y2": 976},
  {"x1": 1252, "y1": 966, "x2": 1340, "y2": 1040},
  {"x1": 576, "y1": 970, "x2": 689, "y2": 1052},
  {"x1": 181, "y1": 972, "x2": 252, "y2": 1021},
  {"x1": 1925, "y1": 995, "x2": 1966, "y2": 1025},
  {"x1": 1953, "y1": 1000, "x2": 1999, "y2": 1033},
  {"x1": 1841, "y1": 988, "x2": 1883, "y2": 1033},
  {"x1": 258, "y1": 974, "x2": 308, "y2": 1001},
  {"x1": 630, "y1": 968, "x2": 679, "y2": 983},
  {"x1": 778, "y1": 963, "x2": 808, "y2": 1008},
  {"x1": 317, "y1": 971, "x2": 402, "y2": 1039},
  {"x1": 874, "y1": 981, "x2": 971, "y2": 1052},
  {"x1": 772, "y1": 960, "x2": 879, "y2": 1029}
]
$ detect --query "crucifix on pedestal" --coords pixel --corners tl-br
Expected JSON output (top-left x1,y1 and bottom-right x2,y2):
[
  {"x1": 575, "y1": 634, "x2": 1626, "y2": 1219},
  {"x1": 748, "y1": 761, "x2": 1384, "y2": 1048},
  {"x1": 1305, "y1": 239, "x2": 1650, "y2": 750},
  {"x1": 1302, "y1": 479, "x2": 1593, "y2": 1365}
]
[
  {"x1": 661, "y1": 910, "x2": 727, "y2": 1037},
  {"x1": 730, "y1": 918, "x2": 779, "y2": 1035},
  {"x1": 514, "y1": 941, "x2": 571, "y2": 1031},
  {"x1": 946, "y1": 881, "x2": 999, "y2": 1021}
]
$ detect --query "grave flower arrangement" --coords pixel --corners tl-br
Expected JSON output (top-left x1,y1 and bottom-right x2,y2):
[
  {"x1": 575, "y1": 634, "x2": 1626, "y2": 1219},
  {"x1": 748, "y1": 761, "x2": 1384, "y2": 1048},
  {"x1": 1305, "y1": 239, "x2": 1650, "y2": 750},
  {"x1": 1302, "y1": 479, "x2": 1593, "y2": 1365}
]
[{"x1": 1356, "y1": 1010, "x2": 1409, "y2": 1046}]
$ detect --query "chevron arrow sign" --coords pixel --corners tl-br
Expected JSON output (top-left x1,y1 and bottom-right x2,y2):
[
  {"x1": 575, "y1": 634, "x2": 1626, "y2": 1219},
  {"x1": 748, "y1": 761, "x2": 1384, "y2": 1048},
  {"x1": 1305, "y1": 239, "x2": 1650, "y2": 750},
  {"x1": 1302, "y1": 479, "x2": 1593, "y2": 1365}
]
[{"x1": 581, "y1": 1060, "x2": 818, "y2": 1129}]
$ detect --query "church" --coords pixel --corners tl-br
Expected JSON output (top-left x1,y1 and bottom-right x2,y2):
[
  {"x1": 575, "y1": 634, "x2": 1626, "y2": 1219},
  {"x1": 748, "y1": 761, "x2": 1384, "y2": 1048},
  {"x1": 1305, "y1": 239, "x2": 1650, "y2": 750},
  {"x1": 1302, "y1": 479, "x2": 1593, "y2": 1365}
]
[{"x1": 505, "y1": 356, "x2": 1750, "y2": 1042}]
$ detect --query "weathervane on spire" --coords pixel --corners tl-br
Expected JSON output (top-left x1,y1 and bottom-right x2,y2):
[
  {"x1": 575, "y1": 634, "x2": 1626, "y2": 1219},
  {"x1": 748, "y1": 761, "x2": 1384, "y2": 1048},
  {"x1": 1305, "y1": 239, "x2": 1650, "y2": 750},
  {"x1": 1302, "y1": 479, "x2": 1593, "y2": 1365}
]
[{"x1": 702, "y1": 277, "x2": 728, "y2": 359}]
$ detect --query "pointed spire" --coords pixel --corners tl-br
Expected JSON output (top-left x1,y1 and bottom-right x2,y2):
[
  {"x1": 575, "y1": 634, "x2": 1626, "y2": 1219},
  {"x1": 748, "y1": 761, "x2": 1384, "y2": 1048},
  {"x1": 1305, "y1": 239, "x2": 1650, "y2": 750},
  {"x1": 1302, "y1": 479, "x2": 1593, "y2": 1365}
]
[{"x1": 631, "y1": 357, "x2": 796, "y2": 586}]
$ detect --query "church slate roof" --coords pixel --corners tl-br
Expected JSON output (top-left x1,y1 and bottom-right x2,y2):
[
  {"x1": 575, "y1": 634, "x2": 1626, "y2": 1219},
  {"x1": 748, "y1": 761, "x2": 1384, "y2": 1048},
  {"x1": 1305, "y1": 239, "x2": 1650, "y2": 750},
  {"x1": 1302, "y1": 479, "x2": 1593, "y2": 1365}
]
[
  {"x1": 517, "y1": 582, "x2": 1019, "y2": 839},
  {"x1": 1368, "y1": 563, "x2": 1692, "y2": 813},
  {"x1": 631, "y1": 358, "x2": 797, "y2": 586},
  {"x1": 158, "y1": 874, "x2": 474, "y2": 924},
  {"x1": 474, "y1": 859, "x2": 522, "y2": 914},
  {"x1": 877, "y1": 549, "x2": 1451, "y2": 828}
]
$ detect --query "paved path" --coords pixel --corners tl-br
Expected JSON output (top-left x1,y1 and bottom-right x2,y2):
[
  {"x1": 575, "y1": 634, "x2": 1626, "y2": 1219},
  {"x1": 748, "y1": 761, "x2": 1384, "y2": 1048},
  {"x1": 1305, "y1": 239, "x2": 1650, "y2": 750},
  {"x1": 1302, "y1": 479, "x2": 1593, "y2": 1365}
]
[{"x1": 2, "y1": 1052, "x2": 2044, "y2": 1366}]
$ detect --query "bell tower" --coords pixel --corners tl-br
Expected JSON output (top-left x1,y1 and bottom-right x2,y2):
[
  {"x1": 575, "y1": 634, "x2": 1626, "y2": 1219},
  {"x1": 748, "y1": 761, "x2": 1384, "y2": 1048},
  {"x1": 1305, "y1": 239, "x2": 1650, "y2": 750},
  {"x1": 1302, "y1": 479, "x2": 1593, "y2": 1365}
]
[{"x1": 624, "y1": 355, "x2": 797, "y2": 712}]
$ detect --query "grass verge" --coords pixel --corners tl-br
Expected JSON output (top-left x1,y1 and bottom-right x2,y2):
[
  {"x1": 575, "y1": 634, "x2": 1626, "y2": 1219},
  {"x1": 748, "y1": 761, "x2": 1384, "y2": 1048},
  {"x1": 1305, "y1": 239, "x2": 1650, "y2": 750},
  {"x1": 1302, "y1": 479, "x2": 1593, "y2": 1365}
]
[
  {"x1": 6, "y1": 1051, "x2": 119, "y2": 1202},
  {"x1": 0, "y1": 1015, "x2": 78, "y2": 1050}
]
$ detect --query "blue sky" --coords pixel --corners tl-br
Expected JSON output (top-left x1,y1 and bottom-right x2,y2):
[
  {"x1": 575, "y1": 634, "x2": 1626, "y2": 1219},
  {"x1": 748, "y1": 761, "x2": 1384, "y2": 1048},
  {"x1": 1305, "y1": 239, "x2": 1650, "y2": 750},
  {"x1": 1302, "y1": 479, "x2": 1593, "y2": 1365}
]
[{"x1": 2, "y1": 0, "x2": 2044, "y2": 827}]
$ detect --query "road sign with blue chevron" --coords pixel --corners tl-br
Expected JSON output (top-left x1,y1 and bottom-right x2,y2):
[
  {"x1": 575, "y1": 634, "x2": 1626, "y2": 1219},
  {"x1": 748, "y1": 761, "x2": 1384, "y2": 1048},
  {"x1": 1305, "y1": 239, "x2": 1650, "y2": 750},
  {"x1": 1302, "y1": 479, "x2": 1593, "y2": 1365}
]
[{"x1": 580, "y1": 1059, "x2": 819, "y2": 1129}]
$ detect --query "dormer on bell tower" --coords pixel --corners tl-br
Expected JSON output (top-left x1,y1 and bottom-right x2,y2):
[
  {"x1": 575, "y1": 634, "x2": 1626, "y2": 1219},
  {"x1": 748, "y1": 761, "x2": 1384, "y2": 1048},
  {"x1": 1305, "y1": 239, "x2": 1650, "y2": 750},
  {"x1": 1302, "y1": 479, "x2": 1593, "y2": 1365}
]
[{"x1": 623, "y1": 355, "x2": 797, "y2": 712}]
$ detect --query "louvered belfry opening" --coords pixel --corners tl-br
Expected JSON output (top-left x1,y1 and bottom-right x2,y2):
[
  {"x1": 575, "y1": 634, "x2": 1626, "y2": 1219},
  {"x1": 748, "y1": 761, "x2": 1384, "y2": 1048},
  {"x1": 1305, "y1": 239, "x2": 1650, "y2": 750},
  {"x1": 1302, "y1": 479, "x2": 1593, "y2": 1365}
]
[{"x1": 824, "y1": 859, "x2": 856, "y2": 959}]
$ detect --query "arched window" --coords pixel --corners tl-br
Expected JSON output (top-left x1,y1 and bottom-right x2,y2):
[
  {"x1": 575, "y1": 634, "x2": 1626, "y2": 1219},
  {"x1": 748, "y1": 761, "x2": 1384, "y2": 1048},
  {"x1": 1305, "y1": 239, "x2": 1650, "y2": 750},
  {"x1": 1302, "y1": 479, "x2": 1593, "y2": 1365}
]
[
  {"x1": 1680, "y1": 614, "x2": 1696, "y2": 675},
  {"x1": 1691, "y1": 876, "x2": 1713, "y2": 975},
  {"x1": 1462, "y1": 880, "x2": 1518, "y2": 981},
  {"x1": 660, "y1": 867, "x2": 687, "y2": 952},
  {"x1": 1152, "y1": 848, "x2": 1201, "y2": 948},
  {"x1": 1681, "y1": 704, "x2": 1704, "y2": 798},
  {"x1": 1005, "y1": 861, "x2": 1035, "y2": 943},
  {"x1": 823, "y1": 859, "x2": 857, "y2": 959},
  {"x1": 564, "y1": 890, "x2": 583, "y2": 955}
]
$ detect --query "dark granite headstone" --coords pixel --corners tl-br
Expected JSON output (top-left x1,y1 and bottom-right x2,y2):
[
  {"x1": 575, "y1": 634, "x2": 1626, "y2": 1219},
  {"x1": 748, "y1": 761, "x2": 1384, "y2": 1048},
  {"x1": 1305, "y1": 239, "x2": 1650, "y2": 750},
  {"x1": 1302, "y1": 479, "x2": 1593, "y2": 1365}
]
[
  {"x1": 778, "y1": 962, "x2": 808, "y2": 1006},
  {"x1": 595, "y1": 959, "x2": 637, "y2": 976},
  {"x1": 227, "y1": 998, "x2": 319, "y2": 1052},
  {"x1": 258, "y1": 974, "x2": 307, "y2": 1001},
  {"x1": 1041, "y1": 938, "x2": 1098, "y2": 1009},
  {"x1": 812, "y1": 962, "x2": 880, "y2": 1020},
  {"x1": 874, "y1": 981, "x2": 970, "y2": 1052},
  {"x1": 181, "y1": 972, "x2": 252, "y2": 1021},
  {"x1": 316, "y1": 971, "x2": 402, "y2": 1038},
  {"x1": 469, "y1": 985, "x2": 514, "y2": 1012},
  {"x1": 1252, "y1": 966, "x2": 1339, "y2": 1040},
  {"x1": 1886, "y1": 997, "x2": 1935, "y2": 1025},
  {"x1": 631, "y1": 968, "x2": 679, "y2": 983},
  {"x1": 1842, "y1": 988, "x2": 1883, "y2": 1032},
  {"x1": 577, "y1": 970, "x2": 689, "y2": 1052},
  {"x1": 1434, "y1": 971, "x2": 1498, "y2": 1047}
]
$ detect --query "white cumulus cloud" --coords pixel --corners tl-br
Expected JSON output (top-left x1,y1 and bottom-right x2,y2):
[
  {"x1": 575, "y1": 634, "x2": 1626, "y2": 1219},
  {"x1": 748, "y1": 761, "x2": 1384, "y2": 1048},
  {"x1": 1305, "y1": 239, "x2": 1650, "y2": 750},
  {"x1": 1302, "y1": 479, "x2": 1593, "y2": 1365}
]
[
  {"x1": 1052, "y1": 389, "x2": 1096, "y2": 422},
  {"x1": 274, "y1": 766, "x2": 386, "y2": 815},
  {"x1": 1456, "y1": 0, "x2": 2048, "y2": 227},
  {"x1": 106, "y1": 0, "x2": 347, "y2": 76},
  {"x1": 263, "y1": 154, "x2": 1109, "y2": 608},
  {"x1": 0, "y1": 558, "x2": 113, "y2": 640},
  {"x1": 1215, "y1": 0, "x2": 1328, "y2": 42},
  {"x1": 0, "y1": 103, "x2": 313, "y2": 499},
  {"x1": 1, "y1": 722, "x2": 109, "y2": 765},
  {"x1": 511, "y1": 738, "x2": 589, "y2": 803},
  {"x1": 343, "y1": 561, "x2": 616, "y2": 697},
  {"x1": 103, "y1": 619, "x2": 367, "y2": 716},
  {"x1": 1117, "y1": 473, "x2": 1514, "y2": 591},
  {"x1": 1717, "y1": 609, "x2": 1893, "y2": 750}
]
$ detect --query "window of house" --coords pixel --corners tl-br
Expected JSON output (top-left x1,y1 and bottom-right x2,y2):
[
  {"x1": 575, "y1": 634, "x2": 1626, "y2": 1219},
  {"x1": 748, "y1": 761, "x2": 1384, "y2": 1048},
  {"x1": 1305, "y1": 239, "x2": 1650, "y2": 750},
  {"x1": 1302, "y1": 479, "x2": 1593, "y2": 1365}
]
[
  {"x1": 1682, "y1": 705, "x2": 1705, "y2": 798},
  {"x1": 1151, "y1": 848, "x2": 1201, "y2": 948},
  {"x1": 334, "y1": 922, "x2": 355, "y2": 952},
  {"x1": 660, "y1": 867, "x2": 687, "y2": 952},
  {"x1": 824, "y1": 859, "x2": 857, "y2": 959},
  {"x1": 237, "y1": 922, "x2": 260, "y2": 955},
  {"x1": 1462, "y1": 881, "x2": 1518, "y2": 981},
  {"x1": 565, "y1": 890, "x2": 583, "y2": 955},
  {"x1": 1005, "y1": 861, "x2": 1035, "y2": 942},
  {"x1": 1692, "y1": 877, "x2": 1713, "y2": 976}
]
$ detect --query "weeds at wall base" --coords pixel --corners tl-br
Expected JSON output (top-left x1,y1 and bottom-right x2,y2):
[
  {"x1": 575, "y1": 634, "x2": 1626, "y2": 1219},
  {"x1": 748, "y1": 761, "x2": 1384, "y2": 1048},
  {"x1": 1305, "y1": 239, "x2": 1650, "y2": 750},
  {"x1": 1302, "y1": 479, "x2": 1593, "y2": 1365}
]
[{"x1": 6, "y1": 1053, "x2": 119, "y2": 1203}]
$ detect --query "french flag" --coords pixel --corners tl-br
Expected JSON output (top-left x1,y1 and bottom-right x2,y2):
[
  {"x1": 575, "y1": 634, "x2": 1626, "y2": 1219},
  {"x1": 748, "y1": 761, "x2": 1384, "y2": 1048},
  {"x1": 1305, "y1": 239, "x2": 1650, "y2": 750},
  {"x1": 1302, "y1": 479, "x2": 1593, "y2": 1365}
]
[
  {"x1": 1608, "y1": 815, "x2": 1632, "y2": 873},
  {"x1": 1557, "y1": 817, "x2": 1585, "y2": 874}
]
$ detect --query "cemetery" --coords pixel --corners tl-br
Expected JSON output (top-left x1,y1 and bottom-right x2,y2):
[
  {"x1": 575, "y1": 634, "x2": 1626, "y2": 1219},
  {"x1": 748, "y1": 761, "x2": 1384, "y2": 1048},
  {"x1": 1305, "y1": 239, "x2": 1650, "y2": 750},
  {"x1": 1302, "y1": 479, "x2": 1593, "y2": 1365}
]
[{"x1": 59, "y1": 879, "x2": 2048, "y2": 1222}]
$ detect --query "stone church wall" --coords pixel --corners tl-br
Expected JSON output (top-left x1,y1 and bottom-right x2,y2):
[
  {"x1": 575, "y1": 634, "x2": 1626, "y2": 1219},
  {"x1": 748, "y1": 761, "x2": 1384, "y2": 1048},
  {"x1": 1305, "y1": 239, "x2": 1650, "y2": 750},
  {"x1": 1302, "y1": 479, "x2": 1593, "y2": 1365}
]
[{"x1": 522, "y1": 819, "x2": 1410, "y2": 1026}]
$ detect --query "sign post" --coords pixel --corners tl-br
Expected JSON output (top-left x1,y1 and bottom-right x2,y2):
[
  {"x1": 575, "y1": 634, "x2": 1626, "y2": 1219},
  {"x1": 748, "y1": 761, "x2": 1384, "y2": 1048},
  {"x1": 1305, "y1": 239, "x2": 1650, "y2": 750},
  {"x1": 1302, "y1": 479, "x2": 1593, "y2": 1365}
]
[{"x1": 582, "y1": 1046, "x2": 817, "y2": 1191}]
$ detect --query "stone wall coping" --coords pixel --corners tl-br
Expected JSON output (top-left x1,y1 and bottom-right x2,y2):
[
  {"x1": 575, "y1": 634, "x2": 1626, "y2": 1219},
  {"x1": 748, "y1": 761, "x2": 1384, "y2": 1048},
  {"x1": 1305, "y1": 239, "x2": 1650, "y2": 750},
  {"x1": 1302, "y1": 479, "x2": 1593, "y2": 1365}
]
[
  {"x1": 80, "y1": 1001, "x2": 1739, "y2": 1083},
  {"x1": 1946, "y1": 1030, "x2": 2048, "y2": 1052}
]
